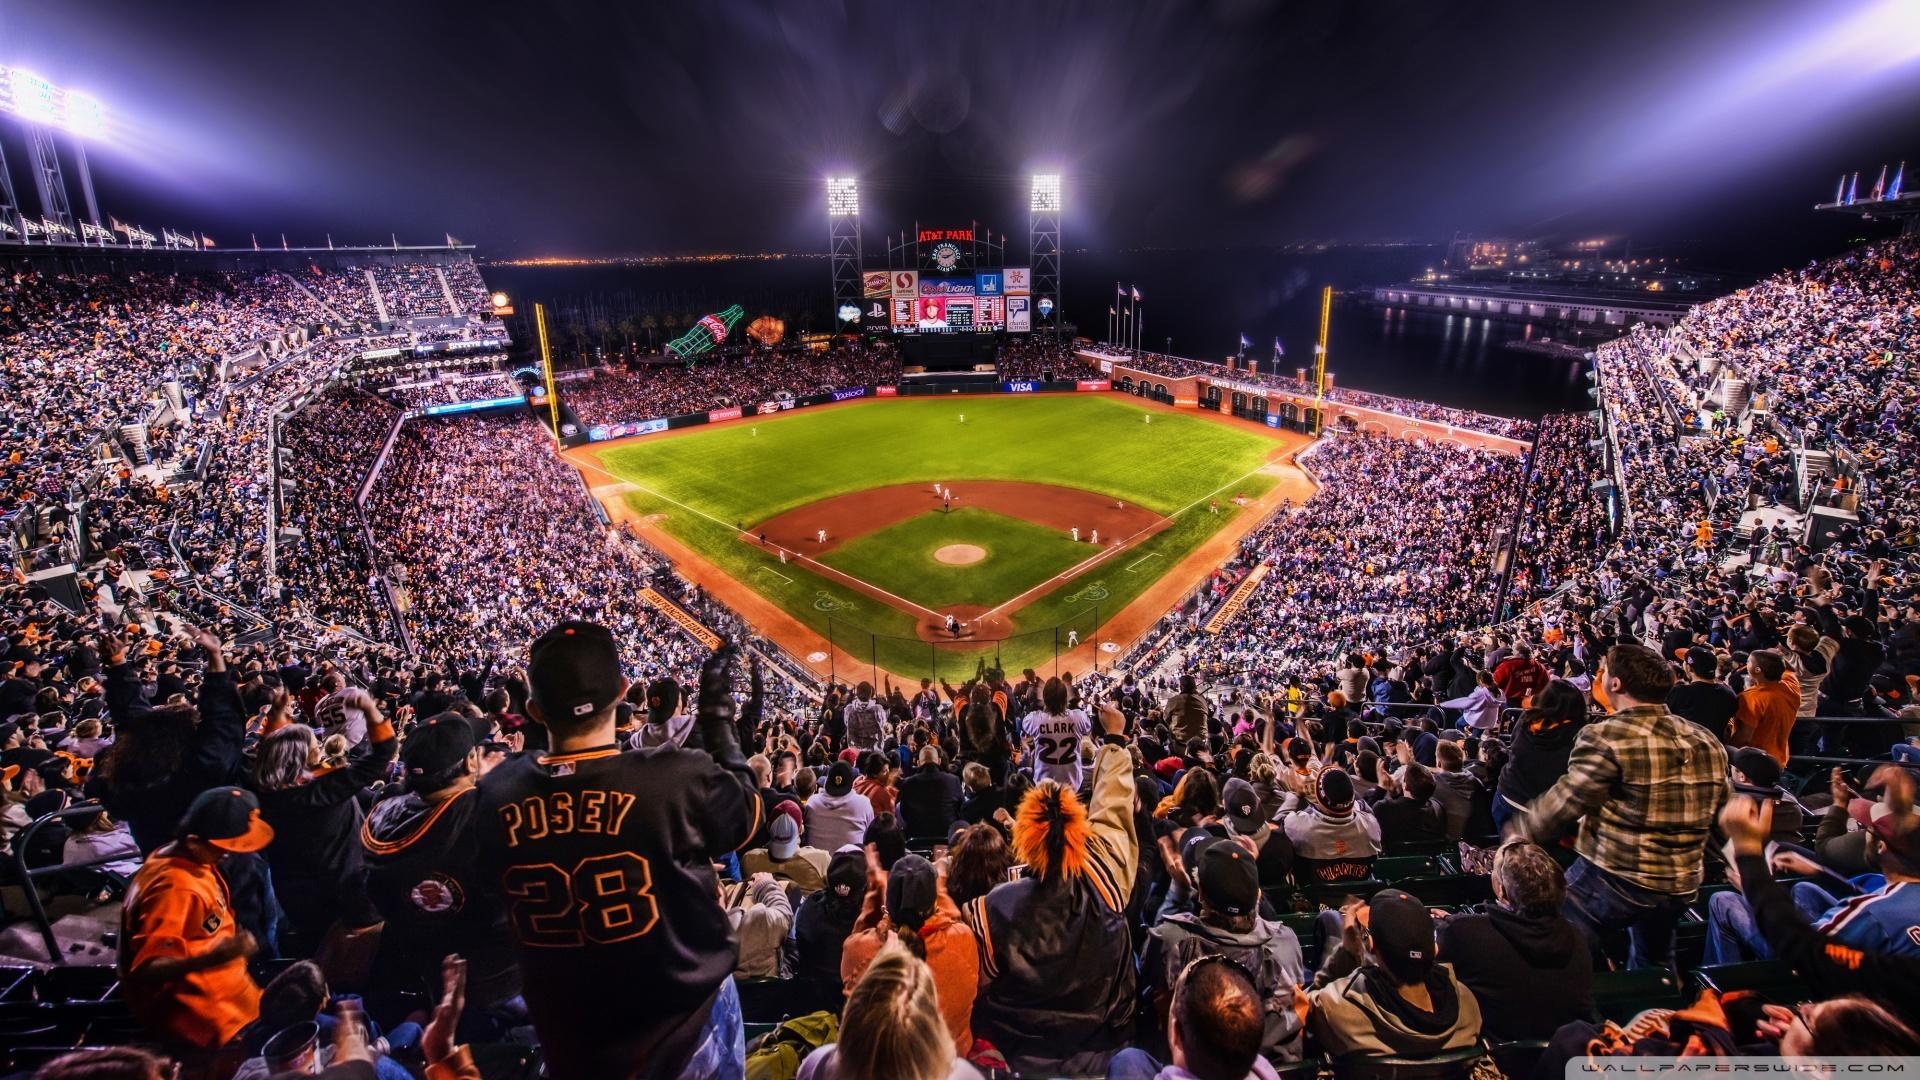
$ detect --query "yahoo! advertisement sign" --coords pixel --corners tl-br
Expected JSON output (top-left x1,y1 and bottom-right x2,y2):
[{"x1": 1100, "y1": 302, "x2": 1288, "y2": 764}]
[{"x1": 832, "y1": 386, "x2": 869, "y2": 402}]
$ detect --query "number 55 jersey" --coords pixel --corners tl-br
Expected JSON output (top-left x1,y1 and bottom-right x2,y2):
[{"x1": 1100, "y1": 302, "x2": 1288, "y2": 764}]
[{"x1": 478, "y1": 742, "x2": 762, "y2": 1078}]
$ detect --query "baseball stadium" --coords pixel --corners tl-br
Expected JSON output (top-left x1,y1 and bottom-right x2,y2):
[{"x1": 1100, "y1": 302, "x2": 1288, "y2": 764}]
[{"x1": 3, "y1": 3, "x2": 1920, "y2": 1079}]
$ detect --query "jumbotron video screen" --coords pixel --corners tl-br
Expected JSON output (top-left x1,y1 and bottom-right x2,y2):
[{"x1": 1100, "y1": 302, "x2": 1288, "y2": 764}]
[{"x1": 859, "y1": 227, "x2": 1033, "y2": 335}]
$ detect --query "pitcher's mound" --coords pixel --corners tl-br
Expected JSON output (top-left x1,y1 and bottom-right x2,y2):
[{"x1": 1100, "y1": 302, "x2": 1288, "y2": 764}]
[{"x1": 934, "y1": 543, "x2": 987, "y2": 566}]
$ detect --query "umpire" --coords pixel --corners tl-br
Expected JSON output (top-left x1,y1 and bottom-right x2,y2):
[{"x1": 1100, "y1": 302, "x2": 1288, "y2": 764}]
[{"x1": 478, "y1": 623, "x2": 762, "y2": 1079}]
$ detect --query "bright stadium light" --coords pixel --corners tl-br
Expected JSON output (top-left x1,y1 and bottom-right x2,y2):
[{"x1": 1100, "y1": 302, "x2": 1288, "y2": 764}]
[
  {"x1": 9, "y1": 69, "x2": 58, "y2": 124},
  {"x1": 826, "y1": 176, "x2": 859, "y2": 217},
  {"x1": 1030, "y1": 174, "x2": 1062, "y2": 213},
  {"x1": 62, "y1": 92, "x2": 105, "y2": 139},
  {"x1": 0, "y1": 66, "x2": 109, "y2": 138}
]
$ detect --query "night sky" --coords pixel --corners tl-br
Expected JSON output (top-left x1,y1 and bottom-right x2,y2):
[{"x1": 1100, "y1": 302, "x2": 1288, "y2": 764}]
[{"x1": 5, "y1": 0, "x2": 1918, "y2": 266}]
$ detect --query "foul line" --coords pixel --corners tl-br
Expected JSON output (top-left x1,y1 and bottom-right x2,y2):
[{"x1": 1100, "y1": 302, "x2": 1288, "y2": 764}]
[
  {"x1": 1125, "y1": 552, "x2": 1164, "y2": 573},
  {"x1": 755, "y1": 566, "x2": 794, "y2": 586},
  {"x1": 604, "y1": 473, "x2": 949, "y2": 622},
  {"x1": 976, "y1": 459, "x2": 1278, "y2": 620}
]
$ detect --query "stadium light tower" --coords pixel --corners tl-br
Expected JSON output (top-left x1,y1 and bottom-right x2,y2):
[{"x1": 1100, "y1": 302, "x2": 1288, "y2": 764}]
[
  {"x1": 827, "y1": 176, "x2": 863, "y2": 330},
  {"x1": 0, "y1": 66, "x2": 110, "y2": 239},
  {"x1": 1030, "y1": 174, "x2": 1062, "y2": 334}
]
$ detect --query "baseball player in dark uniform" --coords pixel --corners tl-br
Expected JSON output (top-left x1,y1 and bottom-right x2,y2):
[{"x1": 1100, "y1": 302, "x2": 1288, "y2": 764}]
[{"x1": 478, "y1": 623, "x2": 761, "y2": 1079}]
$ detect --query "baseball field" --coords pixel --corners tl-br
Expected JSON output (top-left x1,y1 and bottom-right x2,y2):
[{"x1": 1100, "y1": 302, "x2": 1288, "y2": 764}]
[{"x1": 574, "y1": 393, "x2": 1303, "y2": 680}]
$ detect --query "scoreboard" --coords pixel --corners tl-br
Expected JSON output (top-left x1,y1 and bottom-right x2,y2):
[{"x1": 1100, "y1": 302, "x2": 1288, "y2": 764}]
[{"x1": 873, "y1": 226, "x2": 1030, "y2": 335}]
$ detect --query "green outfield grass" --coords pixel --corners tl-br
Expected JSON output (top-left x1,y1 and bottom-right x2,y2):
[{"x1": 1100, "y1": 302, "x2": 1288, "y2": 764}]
[
  {"x1": 597, "y1": 394, "x2": 1282, "y2": 678},
  {"x1": 819, "y1": 507, "x2": 1091, "y2": 611}
]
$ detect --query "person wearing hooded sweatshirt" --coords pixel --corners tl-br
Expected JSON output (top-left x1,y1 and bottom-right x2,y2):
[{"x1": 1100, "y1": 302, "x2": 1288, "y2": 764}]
[
  {"x1": 786, "y1": 848, "x2": 869, "y2": 1009},
  {"x1": 1141, "y1": 836, "x2": 1305, "y2": 1064},
  {"x1": 91, "y1": 626, "x2": 249, "y2": 854},
  {"x1": 807, "y1": 759, "x2": 875, "y2": 853},
  {"x1": 361, "y1": 713, "x2": 521, "y2": 1013},
  {"x1": 1435, "y1": 841, "x2": 1593, "y2": 1040},
  {"x1": 1307, "y1": 889, "x2": 1483, "y2": 1059},
  {"x1": 961, "y1": 701, "x2": 1137, "y2": 1077},
  {"x1": 840, "y1": 848, "x2": 978, "y2": 1057},
  {"x1": 1492, "y1": 679, "x2": 1587, "y2": 832},
  {"x1": 629, "y1": 677, "x2": 694, "y2": 750},
  {"x1": 1281, "y1": 768, "x2": 1380, "y2": 884}
]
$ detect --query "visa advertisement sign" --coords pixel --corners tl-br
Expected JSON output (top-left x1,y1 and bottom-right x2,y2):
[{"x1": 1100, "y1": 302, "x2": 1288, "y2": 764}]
[{"x1": 1004, "y1": 380, "x2": 1039, "y2": 394}]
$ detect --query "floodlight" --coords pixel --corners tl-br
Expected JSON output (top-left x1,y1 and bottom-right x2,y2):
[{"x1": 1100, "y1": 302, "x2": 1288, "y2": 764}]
[
  {"x1": 1030, "y1": 174, "x2": 1062, "y2": 213},
  {"x1": 62, "y1": 92, "x2": 105, "y2": 139},
  {"x1": 10, "y1": 69, "x2": 58, "y2": 124},
  {"x1": 490, "y1": 291, "x2": 511, "y2": 310},
  {"x1": 826, "y1": 177, "x2": 859, "y2": 217}
]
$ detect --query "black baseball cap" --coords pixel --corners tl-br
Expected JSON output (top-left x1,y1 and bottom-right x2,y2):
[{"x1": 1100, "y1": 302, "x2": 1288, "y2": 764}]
[
  {"x1": 178, "y1": 786, "x2": 275, "y2": 853},
  {"x1": 826, "y1": 760, "x2": 855, "y2": 797},
  {"x1": 1196, "y1": 839, "x2": 1259, "y2": 918},
  {"x1": 826, "y1": 849, "x2": 866, "y2": 900},
  {"x1": 1222, "y1": 777, "x2": 1263, "y2": 835},
  {"x1": 401, "y1": 713, "x2": 478, "y2": 783},
  {"x1": 1729, "y1": 746, "x2": 1783, "y2": 789},
  {"x1": 1315, "y1": 767, "x2": 1355, "y2": 811},
  {"x1": 1367, "y1": 888, "x2": 1435, "y2": 984},
  {"x1": 646, "y1": 678, "x2": 680, "y2": 723},
  {"x1": 528, "y1": 622, "x2": 625, "y2": 722},
  {"x1": 885, "y1": 854, "x2": 939, "y2": 928}
]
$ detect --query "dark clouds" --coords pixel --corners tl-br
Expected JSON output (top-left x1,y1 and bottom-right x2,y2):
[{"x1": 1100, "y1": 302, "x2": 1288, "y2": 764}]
[{"x1": 4, "y1": 0, "x2": 1916, "y2": 260}]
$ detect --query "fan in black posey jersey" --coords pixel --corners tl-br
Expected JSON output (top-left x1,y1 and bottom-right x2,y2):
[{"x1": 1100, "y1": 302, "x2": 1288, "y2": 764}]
[
  {"x1": 477, "y1": 624, "x2": 762, "y2": 1080},
  {"x1": 1020, "y1": 676, "x2": 1092, "y2": 793}
]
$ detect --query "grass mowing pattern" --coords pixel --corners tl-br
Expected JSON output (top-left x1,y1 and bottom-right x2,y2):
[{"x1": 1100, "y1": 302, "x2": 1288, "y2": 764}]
[
  {"x1": 599, "y1": 395, "x2": 1281, "y2": 678},
  {"x1": 595, "y1": 394, "x2": 1272, "y2": 520},
  {"x1": 819, "y1": 507, "x2": 1092, "y2": 611}
]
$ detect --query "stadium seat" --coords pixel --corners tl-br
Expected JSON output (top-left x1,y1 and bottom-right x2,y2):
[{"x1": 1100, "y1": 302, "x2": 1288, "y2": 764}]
[
  {"x1": 1590, "y1": 968, "x2": 1684, "y2": 1023},
  {"x1": 1389, "y1": 874, "x2": 1493, "y2": 908},
  {"x1": 1487, "y1": 1039, "x2": 1548, "y2": 1079},
  {"x1": 736, "y1": 977, "x2": 832, "y2": 1025},
  {"x1": 1690, "y1": 961, "x2": 1814, "y2": 1004},
  {"x1": 1301, "y1": 879, "x2": 1390, "y2": 908},
  {"x1": 1371, "y1": 855, "x2": 1447, "y2": 882},
  {"x1": 1381, "y1": 840, "x2": 1456, "y2": 859},
  {"x1": 1331, "y1": 1043, "x2": 1486, "y2": 1080}
]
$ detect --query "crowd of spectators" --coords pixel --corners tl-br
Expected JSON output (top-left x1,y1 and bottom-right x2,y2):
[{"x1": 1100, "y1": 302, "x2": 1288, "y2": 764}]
[
  {"x1": 562, "y1": 341, "x2": 901, "y2": 426},
  {"x1": 4, "y1": 235, "x2": 1920, "y2": 1077},
  {"x1": 371, "y1": 372, "x2": 523, "y2": 409},
  {"x1": 1154, "y1": 433, "x2": 1523, "y2": 692},
  {"x1": 1502, "y1": 411, "x2": 1608, "y2": 612},
  {"x1": 369, "y1": 265, "x2": 453, "y2": 319},
  {"x1": 274, "y1": 388, "x2": 402, "y2": 641},
  {"x1": 1088, "y1": 348, "x2": 1539, "y2": 440}
]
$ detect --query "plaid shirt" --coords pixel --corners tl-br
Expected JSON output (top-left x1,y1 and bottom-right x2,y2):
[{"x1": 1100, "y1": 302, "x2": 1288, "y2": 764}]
[{"x1": 1523, "y1": 704, "x2": 1731, "y2": 894}]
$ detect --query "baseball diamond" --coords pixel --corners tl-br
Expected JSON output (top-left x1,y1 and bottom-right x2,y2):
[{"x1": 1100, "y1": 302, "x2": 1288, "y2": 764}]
[{"x1": 568, "y1": 393, "x2": 1309, "y2": 680}]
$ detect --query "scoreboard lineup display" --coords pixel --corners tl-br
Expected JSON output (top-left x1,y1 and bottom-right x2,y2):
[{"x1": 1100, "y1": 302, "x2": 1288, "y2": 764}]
[{"x1": 867, "y1": 227, "x2": 1033, "y2": 335}]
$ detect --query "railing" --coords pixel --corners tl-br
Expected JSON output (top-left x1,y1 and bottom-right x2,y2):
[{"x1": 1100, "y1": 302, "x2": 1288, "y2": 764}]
[{"x1": 12, "y1": 803, "x2": 141, "y2": 964}]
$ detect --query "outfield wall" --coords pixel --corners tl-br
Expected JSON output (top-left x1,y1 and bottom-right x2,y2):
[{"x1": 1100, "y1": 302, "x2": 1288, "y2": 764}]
[{"x1": 560, "y1": 377, "x2": 1114, "y2": 448}]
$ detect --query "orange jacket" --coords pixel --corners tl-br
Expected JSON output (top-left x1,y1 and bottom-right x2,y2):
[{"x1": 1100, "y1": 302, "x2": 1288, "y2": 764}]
[
  {"x1": 1730, "y1": 680, "x2": 1800, "y2": 766},
  {"x1": 840, "y1": 872, "x2": 978, "y2": 1055},
  {"x1": 119, "y1": 852, "x2": 261, "y2": 1049}
]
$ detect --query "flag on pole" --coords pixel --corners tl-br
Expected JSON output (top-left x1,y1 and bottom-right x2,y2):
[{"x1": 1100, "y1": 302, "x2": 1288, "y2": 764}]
[
  {"x1": 391, "y1": 233, "x2": 399, "y2": 250},
  {"x1": 326, "y1": 233, "x2": 334, "y2": 250},
  {"x1": 1238, "y1": 332, "x2": 1249, "y2": 352},
  {"x1": 1835, "y1": 175, "x2": 1847, "y2": 204},
  {"x1": 1109, "y1": 306, "x2": 1116, "y2": 316},
  {"x1": 1871, "y1": 165, "x2": 1888, "y2": 201},
  {"x1": 1274, "y1": 337, "x2": 1285, "y2": 360},
  {"x1": 1131, "y1": 286, "x2": 1142, "y2": 302},
  {"x1": 251, "y1": 233, "x2": 259, "y2": 251},
  {"x1": 1892, "y1": 162, "x2": 1906, "y2": 200},
  {"x1": 280, "y1": 233, "x2": 288, "y2": 251},
  {"x1": 201, "y1": 235, "x2": 215, "y2": 248},
  {"x1": 446, "y1": 232, "x2": 458, "y2": 247},
  {"x1": 1846, "y1": 172, "x2": 1859, "y2": 204}
]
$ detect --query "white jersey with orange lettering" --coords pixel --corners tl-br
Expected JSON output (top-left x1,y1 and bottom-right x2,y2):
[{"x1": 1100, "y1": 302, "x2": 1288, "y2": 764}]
[{"x1": 1021, "y1": 708, "x2": 1092, "y2": 791}]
